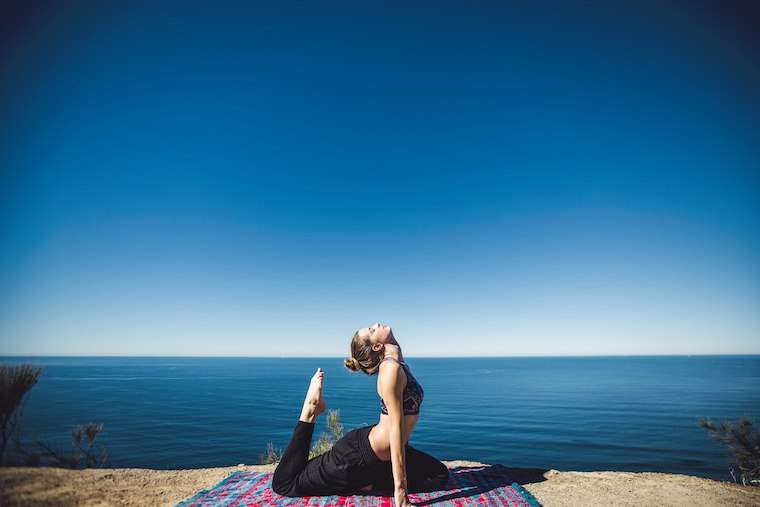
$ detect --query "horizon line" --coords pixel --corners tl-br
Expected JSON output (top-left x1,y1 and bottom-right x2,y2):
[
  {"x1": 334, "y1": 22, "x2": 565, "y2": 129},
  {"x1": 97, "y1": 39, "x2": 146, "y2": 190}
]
[{"x1": 1, "y1": 353, "x2": 759, "y2": 358}]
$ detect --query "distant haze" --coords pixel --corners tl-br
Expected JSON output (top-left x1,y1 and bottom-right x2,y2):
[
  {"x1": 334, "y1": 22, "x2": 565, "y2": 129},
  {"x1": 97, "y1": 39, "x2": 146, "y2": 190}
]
[{"x1": 1, "y1": 2, "x2": 758, "y2": 356}]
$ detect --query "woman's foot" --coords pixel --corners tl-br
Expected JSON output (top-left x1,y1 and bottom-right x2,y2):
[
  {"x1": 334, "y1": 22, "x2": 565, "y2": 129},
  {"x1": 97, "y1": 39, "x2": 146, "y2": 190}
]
[{"x1": 299, "y1": 368, "x2": 327, "y2": 423}]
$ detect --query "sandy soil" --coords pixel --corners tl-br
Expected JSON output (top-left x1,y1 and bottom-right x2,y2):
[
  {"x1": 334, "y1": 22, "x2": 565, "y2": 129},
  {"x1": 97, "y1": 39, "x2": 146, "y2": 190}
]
[{"x1": 1, "y1": 460, "x2": 758, "y2": 507}]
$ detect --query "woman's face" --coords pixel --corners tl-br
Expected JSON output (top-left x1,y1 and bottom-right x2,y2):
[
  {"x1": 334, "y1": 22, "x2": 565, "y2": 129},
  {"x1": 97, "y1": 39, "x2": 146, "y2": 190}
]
[{"x1": 361, "y1": 322, "x2": 393, "y2": 350}]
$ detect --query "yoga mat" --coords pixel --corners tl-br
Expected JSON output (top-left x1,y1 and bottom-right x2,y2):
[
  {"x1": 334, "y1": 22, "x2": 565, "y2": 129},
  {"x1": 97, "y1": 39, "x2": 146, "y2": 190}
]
[{"x1": 177, "y1": 464, "x2": 542, "y2": 506}]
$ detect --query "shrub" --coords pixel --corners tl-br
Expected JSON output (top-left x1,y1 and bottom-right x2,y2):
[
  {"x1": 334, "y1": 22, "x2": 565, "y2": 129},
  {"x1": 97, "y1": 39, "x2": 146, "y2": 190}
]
[
  {"x1": 0, "y1": 364, "x2": 44, "y2": 466},
  {"x1": 259, "y1": 441, "x2": 283, "y2": 465},
  {"x1": 309, "y1": 409, "x2": 344, "y2": 460},
  {"x1": 16, "y1": 422, "x2": 108, "y2": 469},
  {"x1": 260, "y1": 408, "x2": 345, "y2": 465},
  {"x1": 1, "y1": 363, "x2": 108, "y2": 469},
  {"x1": 698, "y1": 416, "x2": 760, "y2": 486}
]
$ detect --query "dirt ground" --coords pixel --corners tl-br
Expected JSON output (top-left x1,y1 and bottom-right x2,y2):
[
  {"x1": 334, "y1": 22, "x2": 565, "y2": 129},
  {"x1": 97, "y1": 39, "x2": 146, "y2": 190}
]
[{"x1": 1, "y1": 460, "x2": 758, "y2": 506}]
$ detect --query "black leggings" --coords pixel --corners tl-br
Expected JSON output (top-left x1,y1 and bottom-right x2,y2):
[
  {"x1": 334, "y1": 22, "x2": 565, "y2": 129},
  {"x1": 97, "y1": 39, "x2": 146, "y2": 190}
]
[{"x1": 271, "y1": 420, "x2": 449, "y2": 497}]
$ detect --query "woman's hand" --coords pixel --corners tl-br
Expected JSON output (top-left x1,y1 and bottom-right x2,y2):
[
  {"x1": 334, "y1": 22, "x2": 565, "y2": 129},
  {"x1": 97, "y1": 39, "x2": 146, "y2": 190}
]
[{"x1": 394, "y1": 487, "x2": 414, "y2": 506}]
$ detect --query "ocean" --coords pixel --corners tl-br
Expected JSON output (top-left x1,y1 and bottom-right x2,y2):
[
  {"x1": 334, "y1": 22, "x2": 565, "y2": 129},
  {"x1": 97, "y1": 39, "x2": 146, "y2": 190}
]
[{"x1": 2, "y1": 355, "x2": 758, "y2": 482}]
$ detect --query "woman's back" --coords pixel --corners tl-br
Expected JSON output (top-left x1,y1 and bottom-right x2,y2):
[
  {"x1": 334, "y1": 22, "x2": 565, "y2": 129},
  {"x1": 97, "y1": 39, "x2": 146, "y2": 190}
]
[
  {"x1": 378, "y1": 357, "x2": 424, "y2": 415},
  {"x1": 368, "y1": 355, "x2": 422, "y2": 461}
]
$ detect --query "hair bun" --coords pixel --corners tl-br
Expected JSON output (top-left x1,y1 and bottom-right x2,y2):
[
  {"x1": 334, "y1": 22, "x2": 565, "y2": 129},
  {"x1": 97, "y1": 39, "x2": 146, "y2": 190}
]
[{"x1": 344, "y1": 357, "x2": 360, "y2": 372}]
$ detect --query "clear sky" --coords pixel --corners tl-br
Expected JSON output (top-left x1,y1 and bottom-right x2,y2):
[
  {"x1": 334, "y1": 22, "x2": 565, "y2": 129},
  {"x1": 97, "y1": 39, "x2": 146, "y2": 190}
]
[{"x1": 1, "y1": 1, "x2": 758, "y2": 357}]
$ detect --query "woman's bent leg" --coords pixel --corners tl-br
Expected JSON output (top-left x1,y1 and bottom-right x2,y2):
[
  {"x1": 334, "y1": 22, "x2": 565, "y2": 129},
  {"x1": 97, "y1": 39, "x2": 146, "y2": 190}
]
[
  {"x1": 404, "y1": 445, "x2": 450, "y2": 493},
  {"x1": 365, "y1": 444, "x2": 449, "y2": 495},
  {"x1": 273, "y1": 422, "x2": 361, "y2": 497},
  {"x1": 405, "y1": 445, "x2": 449, "y2": 493},
  {"x1": 285, "y1": 451, "x2": 345, "y2": 497},
  {"x1": 271, "y1": 420, "x2": 316, "y2": 495}
]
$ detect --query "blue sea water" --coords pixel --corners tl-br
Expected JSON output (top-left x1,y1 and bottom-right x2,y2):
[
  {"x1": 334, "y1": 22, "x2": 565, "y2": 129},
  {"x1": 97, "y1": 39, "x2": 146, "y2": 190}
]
[{"x1": 2, "y1": 355, "x2": 758, "y2": 481}]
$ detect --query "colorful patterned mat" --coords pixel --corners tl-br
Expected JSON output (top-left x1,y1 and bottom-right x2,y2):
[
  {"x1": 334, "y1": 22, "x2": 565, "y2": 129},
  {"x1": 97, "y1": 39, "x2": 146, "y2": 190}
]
[{"x1": 177, "y1": 464, "x2": 542, "y2": 506}]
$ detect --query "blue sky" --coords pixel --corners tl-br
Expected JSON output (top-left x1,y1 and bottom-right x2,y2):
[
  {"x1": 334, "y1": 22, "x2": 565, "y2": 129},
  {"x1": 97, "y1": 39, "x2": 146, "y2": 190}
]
[{"x1": 1, "y1": 1, "x2": 758, "y2": 356}]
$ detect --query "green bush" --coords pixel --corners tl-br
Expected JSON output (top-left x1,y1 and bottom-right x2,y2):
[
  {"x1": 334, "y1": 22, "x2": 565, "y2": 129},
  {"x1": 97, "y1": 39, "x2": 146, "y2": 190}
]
[
  {"x1": 698, "y1": 416, "x2": 760, "y2": 486},
  {"x1": 260, "y1": 408, "x2": 345, "y2": 465},
  {"x1": 1, "y1": 363, "x2": 107, "y2": 469},
  {"x1": 0, "y1": 364, "x2": 44, "y2": 466},
  {"x1": 16, "y1": 422, "x2": 108, "y2": 469}
]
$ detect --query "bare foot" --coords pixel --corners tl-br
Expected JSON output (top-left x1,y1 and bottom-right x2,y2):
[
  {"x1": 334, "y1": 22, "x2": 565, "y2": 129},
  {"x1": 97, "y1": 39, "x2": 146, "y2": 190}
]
[{"x1": 299, "y1": 367, "x2": 327, "y2": 423}]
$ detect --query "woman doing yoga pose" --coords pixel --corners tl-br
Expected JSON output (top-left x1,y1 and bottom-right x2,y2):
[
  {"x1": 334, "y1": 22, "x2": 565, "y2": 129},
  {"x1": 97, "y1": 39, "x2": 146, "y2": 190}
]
[{"x1": 271, "y1": 322, "x2": 449, "y2": 506}]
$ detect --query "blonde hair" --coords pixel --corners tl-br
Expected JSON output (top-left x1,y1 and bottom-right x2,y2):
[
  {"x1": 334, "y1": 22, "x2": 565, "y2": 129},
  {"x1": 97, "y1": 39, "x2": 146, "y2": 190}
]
[{"x1": 343, "y1": 329, "x2": 383, "y2": 375}]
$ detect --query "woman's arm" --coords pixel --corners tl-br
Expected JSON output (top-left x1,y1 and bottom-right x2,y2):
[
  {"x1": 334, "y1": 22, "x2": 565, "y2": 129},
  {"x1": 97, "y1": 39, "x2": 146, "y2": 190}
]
[{"x1": 378, "y1": 363, "x2": 410, "y2": 503}]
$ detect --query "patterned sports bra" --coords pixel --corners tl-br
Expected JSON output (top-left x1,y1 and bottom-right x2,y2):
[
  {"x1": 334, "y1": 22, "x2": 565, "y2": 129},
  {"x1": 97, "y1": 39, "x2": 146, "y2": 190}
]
[{"x1": 378, "y1": 357, "x2": 424, "y2": 415}]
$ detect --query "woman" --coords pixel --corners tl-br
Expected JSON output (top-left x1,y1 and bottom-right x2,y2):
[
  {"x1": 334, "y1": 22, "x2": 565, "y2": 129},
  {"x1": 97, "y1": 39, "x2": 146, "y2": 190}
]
[{"x1": 271, "y1": 322, "x2": 449, "y2": 506}]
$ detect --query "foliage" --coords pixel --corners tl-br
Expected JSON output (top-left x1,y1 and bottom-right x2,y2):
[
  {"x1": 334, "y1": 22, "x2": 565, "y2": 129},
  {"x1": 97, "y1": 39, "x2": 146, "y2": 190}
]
[
  {"x1": 258, "y1": 441, "x2": 284, "y2": 466},
  {"x1": 260, "y1": 408, "x2": 345, "y2": 465},
  {"x1": 14, "y1": 422, "x2": 108, "y2": 469},
  {"x1": 0, "y1": 364, "x2": 44, "y2": 466},
  {"x1": 1, "y1": 362, "x2": 107, "y2": 469},
  {"x1": 698, "y1": 416, "x2": 760, "y2": 487},
  {"x1": 309, "y1": 409, "x2": 344, "y2": 460}
]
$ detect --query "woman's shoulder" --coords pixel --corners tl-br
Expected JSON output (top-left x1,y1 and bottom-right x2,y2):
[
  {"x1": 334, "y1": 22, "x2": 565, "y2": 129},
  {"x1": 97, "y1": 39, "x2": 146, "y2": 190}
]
[
  {"x1": 378, "y1": 357, "x2": 409, "y2": 381},
  {"x1": 379, "y1": 356, "x2": 407, "y2": 369}
]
